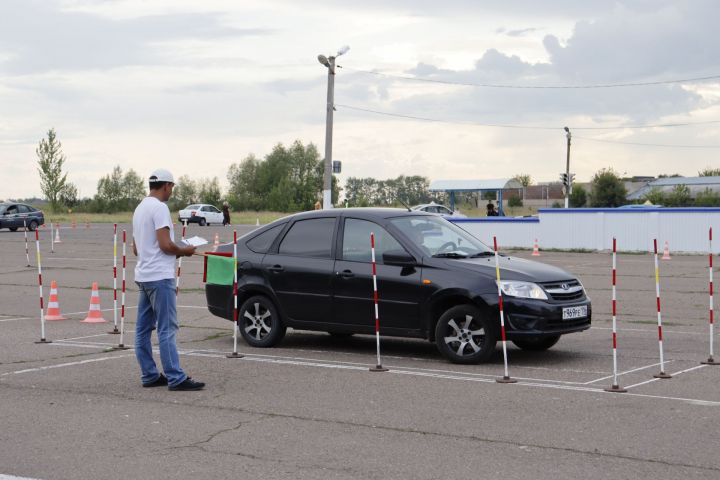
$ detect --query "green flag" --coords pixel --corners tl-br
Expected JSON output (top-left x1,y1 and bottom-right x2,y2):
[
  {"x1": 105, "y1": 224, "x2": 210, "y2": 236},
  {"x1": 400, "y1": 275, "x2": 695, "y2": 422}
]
[{"x1": 206, "y1": 254, "x2": 235, "y2": 286}]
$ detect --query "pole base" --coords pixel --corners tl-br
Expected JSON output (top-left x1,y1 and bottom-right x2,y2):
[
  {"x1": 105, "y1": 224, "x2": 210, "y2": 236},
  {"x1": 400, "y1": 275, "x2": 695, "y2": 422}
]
[
  {"x1": 701, "y1": 357, "x2": 720, "y2": 365},
  {"x1": 496, "y1": 376, "x2": 517, "y2": 384},
  {"x1": 369, "y1": 365, "x2": 389, "y2": 372},
  {"x1": 604, "y1": 385, "x2": 627, "y2": 393},
  {"x1": 226, "y1": 352, "x2": 244, "y2": 358},
  {"x1": 653, "y1": 372, "x2": 672, "y2": 379},
  {"x1": 108, "y1": 328, "x2": 120, "y2": 335},
  {"x1": 112, "y1": 344, "x2": 130, "y2": 351},
  {"x1": 34, "y1": 339, "x2": 52, "y2": 344}
]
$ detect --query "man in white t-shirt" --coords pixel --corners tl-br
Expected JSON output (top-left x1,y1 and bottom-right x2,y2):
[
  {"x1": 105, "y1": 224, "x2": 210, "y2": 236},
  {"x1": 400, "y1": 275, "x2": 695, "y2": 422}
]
[{"x1": 132, "y1": 169, "x2": 204, "y2": 391}]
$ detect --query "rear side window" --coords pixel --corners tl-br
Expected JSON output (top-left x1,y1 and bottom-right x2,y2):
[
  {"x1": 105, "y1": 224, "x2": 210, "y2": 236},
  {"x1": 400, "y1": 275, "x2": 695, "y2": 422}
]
[
  {"x1": 278, "y1": 218, "x2": 335, "y2": 258},
  {"x1": 246, "y1": 223, "x2": 285, "y2": 253},
  {"x1": 17, "y1": 205, "x2": 30, "y2": 213}
]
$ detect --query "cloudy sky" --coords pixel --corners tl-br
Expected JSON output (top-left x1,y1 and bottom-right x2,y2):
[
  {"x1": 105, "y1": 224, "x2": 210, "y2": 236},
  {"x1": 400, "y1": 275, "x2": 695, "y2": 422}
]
[{"x1": 1, "y1": 0, "x2": 719, "y2": 200}]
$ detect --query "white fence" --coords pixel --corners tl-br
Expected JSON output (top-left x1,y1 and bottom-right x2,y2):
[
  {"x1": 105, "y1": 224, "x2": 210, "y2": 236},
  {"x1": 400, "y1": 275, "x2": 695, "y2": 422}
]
[{"x1": 451, "y1": 208, "x2": 720, "y2": 253}]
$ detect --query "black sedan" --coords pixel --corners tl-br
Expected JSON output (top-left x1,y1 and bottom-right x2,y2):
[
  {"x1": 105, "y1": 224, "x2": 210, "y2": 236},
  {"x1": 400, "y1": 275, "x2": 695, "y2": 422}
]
[
  {"x1": 206, "y1": 208, "x2": 591, "y2": 364},
  {"x1": 0, "y1": 203, "x2": 45, "y2": 231}
]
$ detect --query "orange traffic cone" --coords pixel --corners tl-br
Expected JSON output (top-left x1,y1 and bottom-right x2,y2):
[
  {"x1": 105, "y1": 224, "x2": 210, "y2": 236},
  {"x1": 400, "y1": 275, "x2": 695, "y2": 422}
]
[
  {"x1": 532, "y1": 238, "x2": 540, "y2": 256},
  {"x1": 54, "y1": 224, "x2": 62, "y2": 243},
  {"x1": 81, "y1": 282, "x2": 107, "y2": 323},
  {"x1": 45, "y1": 280, "x2": 66, "y2": 321},
  {"x1": 662, "y1": 241, "x2": 671, "y2": 260},
  {"x1": 71, "y1": 219, "x2": 77, "y2": 229},
  {"x1": 214, "y1": 233, "x2": 220, "y2": 246}
]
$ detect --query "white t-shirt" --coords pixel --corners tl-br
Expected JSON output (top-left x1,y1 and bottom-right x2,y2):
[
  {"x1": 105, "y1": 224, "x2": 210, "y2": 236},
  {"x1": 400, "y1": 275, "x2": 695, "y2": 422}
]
[{"x1": 132, "y1": 196, "x2": 176, "y2": 282}]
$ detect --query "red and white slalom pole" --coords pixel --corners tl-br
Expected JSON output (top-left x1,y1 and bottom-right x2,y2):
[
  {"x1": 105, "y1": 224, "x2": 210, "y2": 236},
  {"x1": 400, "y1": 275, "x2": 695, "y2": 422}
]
[
  {"x1": 702, "y1": 227, "x2": 719, "y2": 365},
  {"x1": 494, "y1": 236, "x2": 516, "y2": 383},
  {"x1": 652, "y1": 239, "x2": 671, "y2": 378},
  {"x1": 34, "y1": 229, "x2": 50, "y2": 344},
  {"x1": 114, "y1": 230, "x2": 129, "y2": 350},
  {"x1": 369, "y1": 232, "x2": 388, "y2": 372},
  {"x1": 109, "y1": 224, "x2": 119, "y2": 334},
  {"x1": 605, "y1": 238, "x2": 626, "y2": 392},
  {"x1": 227, "y1": 230, "x2": 243, "y2": 358},
  {"x1": 23, "y1": 219, "x2": 30, "y2": 266},
  {"x1": 176, "y1": 221, "x2": 187, "y2": 296}
]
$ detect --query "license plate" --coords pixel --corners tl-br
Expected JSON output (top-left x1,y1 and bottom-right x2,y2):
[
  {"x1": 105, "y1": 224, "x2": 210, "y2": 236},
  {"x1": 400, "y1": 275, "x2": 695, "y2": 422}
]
[{"x1": 562, "y1": 305, "x2": 587, "y2": 320}]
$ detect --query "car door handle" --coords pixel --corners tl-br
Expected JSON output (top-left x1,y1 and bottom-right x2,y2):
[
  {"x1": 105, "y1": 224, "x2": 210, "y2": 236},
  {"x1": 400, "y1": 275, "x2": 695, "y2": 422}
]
[
  {"x1": 337, "y1": 269, "x2": 354, "y2": 279},
  {"x1": 267, "y1": 265, "x2": 285, "y2": 273}
]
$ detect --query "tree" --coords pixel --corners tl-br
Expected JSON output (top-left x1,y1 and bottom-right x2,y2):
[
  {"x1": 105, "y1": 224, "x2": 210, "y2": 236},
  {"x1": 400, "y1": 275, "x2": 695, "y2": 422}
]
[
  {"x1": 664, "y1": 184, "x2": 692, "y2": 207},
  {"x1": 569, "y1": 185, "x2": 587, "y2": 207},
  {"x1": 95, "y1": 165, "x2": 146, "y2": 213},
  {"x1": 642, "y1": 187, "x2": 665, "y2": 205},
  {"x1": 589, "y1": 168, "x2": 627, "y2": 207},
  {"x1": 695, "y1": 188, "x2": 720, "y2": 206},
  {"x1": 699, "y1": 167, "x2": 720, "y2": 177},
  {"x1": 198, "y1": 177, "x2": 222, "y2": 206},
  {"x1": 512, "y1": 174, "x2": 533, "y2": 187},
  {"x1": 36, "y1": 128, "x2": 69, "y2": 212},
  {"x1": 58, "y1": 182, "x2": 79, "y2": 209},
  {"x1": 173, "y1": 175, "x2": 198, "y2": 207}
]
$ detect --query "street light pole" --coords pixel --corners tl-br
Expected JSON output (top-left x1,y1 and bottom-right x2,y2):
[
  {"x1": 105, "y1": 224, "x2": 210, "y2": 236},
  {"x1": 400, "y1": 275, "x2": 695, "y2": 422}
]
[
  {"x1": 564, "y1": 126, "x2": 571, "y2": 208},
  {"x1": 318, "y1": 46, "x2": 349, "y2": 210}
]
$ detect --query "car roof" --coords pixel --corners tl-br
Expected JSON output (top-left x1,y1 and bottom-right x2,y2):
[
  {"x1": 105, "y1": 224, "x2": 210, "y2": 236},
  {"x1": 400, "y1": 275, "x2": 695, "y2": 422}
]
[{"x1": 271, "y1": 208, "x2": 437, "y2": 223}]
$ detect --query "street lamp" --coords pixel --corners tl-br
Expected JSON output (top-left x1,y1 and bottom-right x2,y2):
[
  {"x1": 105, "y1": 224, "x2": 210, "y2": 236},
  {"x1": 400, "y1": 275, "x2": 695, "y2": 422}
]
[
  {"x1": 318, "y1": 45, "x2": 350, "y2": 210},
  {"x1": 564, "y1": 126, "x2": 571, "y2": 208}
]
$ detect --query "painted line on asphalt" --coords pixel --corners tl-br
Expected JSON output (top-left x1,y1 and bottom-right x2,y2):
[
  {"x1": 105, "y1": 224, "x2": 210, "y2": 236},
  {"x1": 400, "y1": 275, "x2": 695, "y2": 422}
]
[
  {"x1": 583, "y1": 361, "x2": 667, "y2": 385},
  {"x1": 591, "y1": 326, "x2": 713, "y2": 336},
  {"x1": 0, "y1": 474, "x2": 44, "y2": 480},
  {"x1": 624, "y1": 364, "x2": 709, "y2": 389},
  {"x1": 0, "y1": 317, "x2": 31, "y2": 323},
  {"x1": 0, "y1": 354, "x2": 133, "y2": 377}
]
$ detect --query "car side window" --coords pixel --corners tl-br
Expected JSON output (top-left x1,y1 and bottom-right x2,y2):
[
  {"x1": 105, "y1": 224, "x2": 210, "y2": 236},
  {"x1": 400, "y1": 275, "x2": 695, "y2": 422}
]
[
  {"x1": 246, "y1": 223, "x2": 286, "y2": 253},
  {"x1": 342, "y1": 218, "x2": 405, "y2": 263},
  {"x1": 438, "y1": 206, "x2": 451, "y2": 215},
  {"x1": 278, "y1": 218, "x2": 335, "y2": 258},
  {"x1": 210, "y1": 206, "x2": 220, "y2": 213},
  {"x1": 17, "y1": 205, "x2": 30, "y2": 214},
  {"x1": 201, "y1": 206, "x2": 209, "y2": 212}
]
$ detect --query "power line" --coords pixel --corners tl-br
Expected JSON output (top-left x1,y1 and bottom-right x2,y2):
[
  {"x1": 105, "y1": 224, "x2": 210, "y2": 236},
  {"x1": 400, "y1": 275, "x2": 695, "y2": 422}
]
[
  {"x1": 575, "y1": 135, "x2": 720, "y2": 149},
  {"x1": 343, "y1": 67, "x2": 720, "y2": 89},
  {"x1": 337, "y1": 103, "x2": 720, "y2": 131}
]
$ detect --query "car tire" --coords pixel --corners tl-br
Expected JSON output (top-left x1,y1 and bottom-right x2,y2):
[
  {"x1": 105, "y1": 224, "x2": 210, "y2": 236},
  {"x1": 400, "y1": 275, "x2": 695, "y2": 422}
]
[
  {"x1": 512, "y1": 335, "x2": 561, "y2": 351},
  {"x1": 9, "y1": 227, "x2": 18, "y2": 232},
  {"x1": 199, "y1": 218, "x2": 207, "y2": 226},
  {"x1": 435, "y1": 305, "x2": 497, "y2": 364},
  {"x1": 28, "y1": 220, "x2": 38, "y2": 231},
  {"x1": 238, "y1": 295, "x2": 286, "y2": 348}
]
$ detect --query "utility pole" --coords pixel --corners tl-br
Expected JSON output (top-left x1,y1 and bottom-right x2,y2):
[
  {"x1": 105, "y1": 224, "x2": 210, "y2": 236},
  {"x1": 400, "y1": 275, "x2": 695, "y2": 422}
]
[
  {"x1": 318, "y1": 46, "x2": 349, "y2": 210},
  {"x1": 564, "y1": 126, "x2": 571, "y2": 208}
]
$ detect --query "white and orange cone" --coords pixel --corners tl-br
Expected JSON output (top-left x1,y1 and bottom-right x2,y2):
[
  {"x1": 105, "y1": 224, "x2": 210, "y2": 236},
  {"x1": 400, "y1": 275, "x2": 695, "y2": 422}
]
[
  {"x1": 45, "y1": 280, "x2": 66, "y2": 321},
  {"x1": 54, "y1": 224, "x2": 62, "y2": 243},
  {"x1": 662, "y1": 241, "x2": 671, "y2": 260},
  {"x1": 214, "y1": 233, "x2": 220, "y2": 246},
  {"x1": 81, "y1": 282, "x2": 107, "y2": 323},
  {"x1": 532, "y1": 238, "x2": 540, "y2": 256}
]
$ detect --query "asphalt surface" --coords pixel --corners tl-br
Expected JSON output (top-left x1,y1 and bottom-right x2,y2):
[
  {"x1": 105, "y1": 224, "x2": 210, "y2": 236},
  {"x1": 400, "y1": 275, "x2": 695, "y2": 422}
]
[{"x1": 1, "y1": 223, "x2": 718, "y2": 480}]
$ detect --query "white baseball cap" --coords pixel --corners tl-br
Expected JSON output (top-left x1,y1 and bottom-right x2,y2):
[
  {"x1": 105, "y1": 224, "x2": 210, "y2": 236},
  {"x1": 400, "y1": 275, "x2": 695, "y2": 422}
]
[{"x1": 149, "y1": 169, "x2": 174, "y2": 184}]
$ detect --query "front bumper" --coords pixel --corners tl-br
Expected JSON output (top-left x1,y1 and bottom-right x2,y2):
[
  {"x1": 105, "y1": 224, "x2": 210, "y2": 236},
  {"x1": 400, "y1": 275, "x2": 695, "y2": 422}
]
[{"x1": 479, "y1": 294, "x2": 591, "y2": 338}]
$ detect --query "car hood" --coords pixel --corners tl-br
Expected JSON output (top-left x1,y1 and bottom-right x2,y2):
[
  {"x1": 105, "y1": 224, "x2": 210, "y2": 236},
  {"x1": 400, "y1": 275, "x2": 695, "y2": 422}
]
[{"x1": 437, "y1": 255, "x2": 577, "y2": 283}]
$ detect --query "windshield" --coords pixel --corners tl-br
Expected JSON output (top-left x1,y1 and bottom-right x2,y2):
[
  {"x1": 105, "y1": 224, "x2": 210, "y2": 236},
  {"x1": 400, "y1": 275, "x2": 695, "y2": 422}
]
[{"x1": 389, "y1": 215, "x2": 493, "y2": 258}]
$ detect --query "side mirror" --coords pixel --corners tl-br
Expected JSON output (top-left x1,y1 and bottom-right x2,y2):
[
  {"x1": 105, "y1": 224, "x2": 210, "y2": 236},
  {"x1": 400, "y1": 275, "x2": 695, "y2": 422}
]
[{"x1": 382, "y1": 249, "x2": 416, "y2": 267}]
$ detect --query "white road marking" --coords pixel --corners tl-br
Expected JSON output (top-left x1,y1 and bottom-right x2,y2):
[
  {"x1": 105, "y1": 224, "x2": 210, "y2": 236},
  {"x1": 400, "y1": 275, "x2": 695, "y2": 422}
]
[
  {"x1": 0, "y1": 354, "x2": 133, "y2": 377},
  {"x1": 624, "y1": 364, "x2": 708, "y2": 389},
  {"x1": 583, "y1": 361, "x2": 667, "y2": 384}
]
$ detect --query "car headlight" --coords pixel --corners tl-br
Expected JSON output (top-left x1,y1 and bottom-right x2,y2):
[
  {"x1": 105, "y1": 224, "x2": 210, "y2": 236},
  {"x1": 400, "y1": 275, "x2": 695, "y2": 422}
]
[{"x1": 496, "y1": 281, "x2": 548, "y2": 300}]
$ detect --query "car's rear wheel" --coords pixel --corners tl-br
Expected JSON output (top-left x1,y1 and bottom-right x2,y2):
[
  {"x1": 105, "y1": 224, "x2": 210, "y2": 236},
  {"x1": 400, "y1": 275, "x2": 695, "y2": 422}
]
[
  {"x1": 435, "y1": 305, "x2": 497, "y2": 364},
  {"x1": 199, "y1": 218, "x2": 207, "y2": 226},
  {"x1": 9, "y1": 227, "x2": 18, "y2": 232},
  {"x1": 239, "y1": 295, "x2": 286, "y2": 347},
  {"x1": 512, "y1": 335, "x2": 561, "y2": 351},
  {"x1": 28, "y1": 220, "x2": 38, "y2": 231}
]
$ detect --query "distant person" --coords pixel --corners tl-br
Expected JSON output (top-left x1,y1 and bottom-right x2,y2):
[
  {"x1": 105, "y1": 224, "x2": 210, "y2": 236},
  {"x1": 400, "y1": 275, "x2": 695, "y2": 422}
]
[
  {"x1": 314, "y1": 200, "x2": 322, "y2": 210},
  {"x1": 222, "y1": 202, "x2": 231, "y2": 226},
  {"x1": 132, "y1": 168, "x2": 204, "y2": 391},
  {"x1": 486, "y1": 203, "x2": 499, "y2": 216}
]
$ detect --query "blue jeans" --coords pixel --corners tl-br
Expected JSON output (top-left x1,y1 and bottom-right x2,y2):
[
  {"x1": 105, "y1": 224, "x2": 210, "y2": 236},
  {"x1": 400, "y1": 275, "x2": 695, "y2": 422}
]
[{"x1": 135, "y1": 278, "x2": 187, "y2": 387}]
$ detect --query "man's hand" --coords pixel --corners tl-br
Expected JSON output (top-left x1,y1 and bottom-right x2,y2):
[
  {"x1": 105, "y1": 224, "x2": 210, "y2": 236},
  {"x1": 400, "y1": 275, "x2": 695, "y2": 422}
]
[{"x1": 178, "y1": 245, "x2": 196, "y2": 258}]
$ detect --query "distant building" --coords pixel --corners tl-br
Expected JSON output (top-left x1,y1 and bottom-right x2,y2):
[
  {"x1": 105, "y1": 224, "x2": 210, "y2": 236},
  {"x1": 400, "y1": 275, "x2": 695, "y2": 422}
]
[{"x1": 627, "y1": 176, "x2": 720, "y2": 201}]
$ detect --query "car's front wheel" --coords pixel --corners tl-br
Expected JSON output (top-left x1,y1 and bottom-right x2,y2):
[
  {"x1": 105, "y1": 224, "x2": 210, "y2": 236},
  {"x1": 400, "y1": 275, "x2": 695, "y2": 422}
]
[
  {"x1": 239, "y1": 295, "x2": 286, "y2": 347},
  {"x1": 9, "y1": 227, "x2": 18, "y2": 232},
  {"x1": 28, "y1": 220, "x2": 38, "y2": 231},
  {"x1": 435, "y1": 305, "x2": 497, "y2": 364},
  {"x1": 512, "y1": 335, "x2": 561, "y2": 351}
]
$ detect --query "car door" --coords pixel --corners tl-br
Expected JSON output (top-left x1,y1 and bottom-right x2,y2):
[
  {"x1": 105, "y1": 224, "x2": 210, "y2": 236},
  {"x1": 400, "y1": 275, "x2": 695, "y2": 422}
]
[
  {"x1": 262, "y1": 217, "x2": 337, "y2": 324},
  {"x1": 332, "y1": 217, "x2": 423, "y2": 331},
  {"x1": 208, "y1": 206, "x2": 223, "y2": 224},
  {"x1": 16, "y1": 205, "x2": 31, "y2": 226},
  {"x1": 5, "y1": 205, "x2": 19, "y2": 228}
]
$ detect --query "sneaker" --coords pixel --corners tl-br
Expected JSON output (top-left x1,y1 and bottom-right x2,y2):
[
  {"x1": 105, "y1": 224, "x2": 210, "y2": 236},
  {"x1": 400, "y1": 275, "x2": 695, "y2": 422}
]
[
  {"x1": 168, "y1": 378, "x2": 205, "y2": 391},
  {"x1": 142, "y1": 374, "x2": 168, "y2": 388}
]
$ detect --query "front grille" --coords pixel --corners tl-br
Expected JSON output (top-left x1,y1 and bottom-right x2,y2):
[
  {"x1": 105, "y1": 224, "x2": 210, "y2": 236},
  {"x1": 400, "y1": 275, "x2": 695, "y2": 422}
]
[{"x1": 540, "y1": 280, "x2": 585, "y2": 302}]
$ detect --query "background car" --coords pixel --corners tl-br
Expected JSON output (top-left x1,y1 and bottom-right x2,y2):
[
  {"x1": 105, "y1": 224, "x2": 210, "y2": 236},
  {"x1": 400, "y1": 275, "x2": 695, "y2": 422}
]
[
  {"x1": 178, "y1": 203, "x2": 223, "y2": 226},
  {"x1": 0, "y1": 203, "x2": 45, "y2": 231},
  {"x1": 411, "y1": 202, "x2": 466, "y2": 218},
  {"x1": 206, "y1": 208, "x2": 591, "y2": 364}
]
